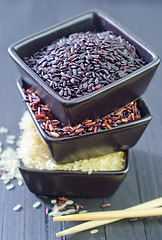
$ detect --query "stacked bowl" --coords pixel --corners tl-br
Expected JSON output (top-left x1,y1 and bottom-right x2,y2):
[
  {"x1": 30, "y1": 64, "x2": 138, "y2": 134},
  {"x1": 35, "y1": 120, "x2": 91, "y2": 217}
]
[{"x1": 8, "y1": 10, "x2": 160, "y2": 197}]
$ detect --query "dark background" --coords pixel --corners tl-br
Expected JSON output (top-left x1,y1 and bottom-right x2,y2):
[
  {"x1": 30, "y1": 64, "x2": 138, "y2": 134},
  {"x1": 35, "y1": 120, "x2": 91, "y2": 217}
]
[{"x1": 0, "y1": 0, "x2": 162, "y2": 239}]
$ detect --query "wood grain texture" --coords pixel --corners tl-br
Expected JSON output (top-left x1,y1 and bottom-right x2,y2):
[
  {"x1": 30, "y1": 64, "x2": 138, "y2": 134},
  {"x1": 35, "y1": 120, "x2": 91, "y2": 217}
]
[{"x1": 0, "y1": 0, "x2": 162, "y2": 239}]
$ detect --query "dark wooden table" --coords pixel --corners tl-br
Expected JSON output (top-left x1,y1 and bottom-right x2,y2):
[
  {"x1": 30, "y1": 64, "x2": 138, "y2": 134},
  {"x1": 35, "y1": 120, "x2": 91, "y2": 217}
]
[{"x1": 0, "y1": 0, "x2": 162, "y2": 239}]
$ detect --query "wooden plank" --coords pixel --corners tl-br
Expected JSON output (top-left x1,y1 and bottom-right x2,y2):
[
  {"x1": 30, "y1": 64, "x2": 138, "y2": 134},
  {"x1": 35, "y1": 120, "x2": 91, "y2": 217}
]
[
  {"x1": 0, "y1": 0, "x2": 162, "y2": 239},
  {"x1": 103, "y1": 150, "x2": 146, "y2": 240},
  {"x1": 64, "y1": 197, "x2": 105, "y2": 240}
]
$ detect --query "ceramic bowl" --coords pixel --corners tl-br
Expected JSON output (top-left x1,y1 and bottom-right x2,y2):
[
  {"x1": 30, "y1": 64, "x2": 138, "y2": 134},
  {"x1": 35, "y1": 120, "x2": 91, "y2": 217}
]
[{"x1": 9, "y1": 10, "x2": 160, "y2": 125}]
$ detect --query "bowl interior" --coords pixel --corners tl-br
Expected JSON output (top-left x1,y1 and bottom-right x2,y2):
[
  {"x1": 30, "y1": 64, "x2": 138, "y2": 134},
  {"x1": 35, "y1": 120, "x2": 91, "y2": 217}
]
[
  {"x1": 18, "y1": 149, "x2": 129, "y2": 175},
  {"x1": 12, "y1": 10, "x2": 157, "y2": 68},
  {"x1": 17, "y1": 77, "x2": 152, "y2": 143}
]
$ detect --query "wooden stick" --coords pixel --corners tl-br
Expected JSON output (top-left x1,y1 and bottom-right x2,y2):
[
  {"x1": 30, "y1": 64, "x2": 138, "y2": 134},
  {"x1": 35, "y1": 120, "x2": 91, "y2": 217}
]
[
  {"x1": 56, "y1": 197, "x2": 162, "y2": 237},
  {"x1": 54, "y1": 207, "x2": 162, "y2": 221}
]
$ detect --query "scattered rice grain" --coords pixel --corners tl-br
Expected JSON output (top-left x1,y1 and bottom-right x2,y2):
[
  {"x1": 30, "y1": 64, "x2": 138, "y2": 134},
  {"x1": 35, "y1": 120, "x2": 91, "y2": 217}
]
[
  {"x1": 33, "y1": 201, "x2": 41, "y2": 208},
  {"x1": 0, "y1": 141, "x2": 2, "y2": 153},
  {"x1": 49, "y1": 197, "x2": 84, "y2": 217},
  {"x1": 46, "y1": 208, "x2": 50, "y2": 215},
  {"x1": 90, "y1": 229, "x2": 99, "y2": 234},
  {"x1": 48, "y1": 207, "x2": 59, "y2": 216},
  {"x1": 6, "y1": 183, "x2": 15, "y2": 190},
  {"x1": 101, "y1": 203, "x2": 111, "y2": 208},
  {"x1": 7, "y1": 135, "x2": 16, "y2": 140},
  {"x1": 66, "y1": 200, "x2": 74, "y2": 205},
  {"x1": 6, "y1": 135, "x2": 16, "y2": 144},
  {"x1": 18, "y1": 179, "x2": 23, "y2": 186},
  {"x1": 58, "y1": 202, "x2": 68, "y2": 211},
  {"x1": 52, "y1": 211, "x2": 64, "y2": 217},
  {"x1": 6, "y1": 138, "x2": 15, "y2": 145},
  {"x1": 0, "y1": 147, "x2": 22, "y2": 183},
  {"x1": 13, "y1": 204, "x2": 22, "y2": 211},
  {"x1": 3, "y1": 179, "x2": 11, "y2": 184},
  {"x1": 51, "y1": 199, "x2": 57, "y2": 204},
  {"x1": 57, "y1": 209, "x2": 76, "y2": 216},
  {"x1": 0, "y1": 127, "x2": 8, "y2": 133},
  {"x1": 79, "y1": 210, "x2": 88, "y2": 214}
]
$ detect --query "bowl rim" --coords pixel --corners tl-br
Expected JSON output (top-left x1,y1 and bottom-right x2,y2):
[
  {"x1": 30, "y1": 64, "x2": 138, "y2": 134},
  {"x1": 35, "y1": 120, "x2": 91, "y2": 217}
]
[
  {"x1": 17, "y1": 77, "x2": 152, "y2": 143},
  {"x1": 18, "y1": 150, "x2": 129, "y2": 176},
  {"x1": 9, "y1": 9, "x2": 160, "y2": 106}
]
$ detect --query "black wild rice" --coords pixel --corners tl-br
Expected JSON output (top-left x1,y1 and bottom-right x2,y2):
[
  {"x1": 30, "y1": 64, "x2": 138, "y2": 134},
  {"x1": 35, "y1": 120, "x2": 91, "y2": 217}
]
[
  {"x1": 24, "y1": 31, "x2": 146, "y2": 100},
  {"x1": 23, "y1": 87, "x2": 141, "y2": 138}
]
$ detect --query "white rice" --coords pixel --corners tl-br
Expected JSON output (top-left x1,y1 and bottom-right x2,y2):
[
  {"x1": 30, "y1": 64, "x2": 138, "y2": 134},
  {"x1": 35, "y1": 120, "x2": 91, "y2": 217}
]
[
  {"x1": 90, "y1": 229, "x2": 99, "y2": 234},
  {"x1": 0, "y1": 147, "x2": 22, "y2": 182},
  {"x1": 33, "y1": 201, "x2": 41, "y2": 208},
  {"x1": 0, "y1": 126, "x2": 8, "y2": 134},
  {"x1": 13, "y1": 204, "x2": 22, "y2": 211},
  {"x1": 17, "y1": 111, "x2": 126, "y2": 173}
]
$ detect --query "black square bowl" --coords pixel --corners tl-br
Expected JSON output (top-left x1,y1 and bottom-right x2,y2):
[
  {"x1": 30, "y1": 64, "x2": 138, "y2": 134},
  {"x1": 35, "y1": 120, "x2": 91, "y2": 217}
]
[
  {"x1": 18, "y1": 151, "x2": 129, "y2": 197},
  {"x1": 9, "y1": 10, "x2": 160, "y2": 125},
  {"x1": 17, "y1": 77, "x2": 152, "y2": 164}
]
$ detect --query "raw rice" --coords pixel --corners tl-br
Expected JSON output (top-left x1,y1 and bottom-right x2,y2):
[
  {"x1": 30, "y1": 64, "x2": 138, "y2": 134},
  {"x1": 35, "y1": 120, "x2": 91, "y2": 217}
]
[
  {"x1": 51, "y1": 199, "x2": 57, "y2": 204},
  {"x1": 33, "y1": 201, "x2": 41, "y2": 208},
  {"x1": 0, "y1": 147, "x2": 22, "y2": 183},
  {"x1": 13, "y1": 204, "x2": 22, "y2": 211},
  {"x1": 6, "y1": 139, "x2": 15, "y2": 145},
  {"x1": 18, "y1": 179, "x2": 23, "y2": 186},
  {"x1": 6, "y1": 183, "x2": 15, "y2": 190},
  {"x1": 6, "y1": 135, "x2": 16, "y2": 145},
  {"x1": 17, "y1": 111, "x2": 126, "y2": 174},
  {"x1": 90, "y1": 229, "x2": 99, "y2": 234},
  {"x1": 0, "y1": 141, "x2": 2, "y2": 153},
  {"x1": 0, "y1": 127, "x2": 8, "y2": 134}
]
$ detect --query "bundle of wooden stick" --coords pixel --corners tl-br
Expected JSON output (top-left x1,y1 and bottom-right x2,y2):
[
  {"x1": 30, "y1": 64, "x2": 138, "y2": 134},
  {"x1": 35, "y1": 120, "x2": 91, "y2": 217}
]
[{"x1": 53, "y1": 197, "x2": 162, "y2": 237}]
